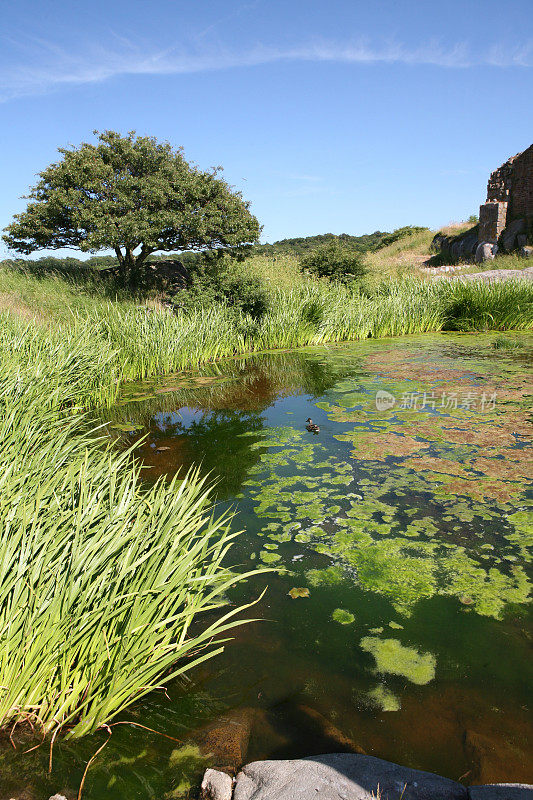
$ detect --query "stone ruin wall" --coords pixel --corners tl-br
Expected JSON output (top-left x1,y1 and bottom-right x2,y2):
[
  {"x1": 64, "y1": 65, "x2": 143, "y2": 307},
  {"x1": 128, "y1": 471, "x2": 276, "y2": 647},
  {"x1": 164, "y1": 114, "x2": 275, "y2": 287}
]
[
  {"x1": 478, "y1": 144, "x2": 533, "y2": 244},
  {"x1": 510, "y1": 144, "x2": 533, "y2": 219}
]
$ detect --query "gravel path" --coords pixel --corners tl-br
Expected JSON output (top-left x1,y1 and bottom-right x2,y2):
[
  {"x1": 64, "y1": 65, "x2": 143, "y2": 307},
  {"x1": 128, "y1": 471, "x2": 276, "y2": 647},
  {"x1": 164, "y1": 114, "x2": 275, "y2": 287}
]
[{"x1": 431, "y1": 265, "x2": 533, "y2": 282}]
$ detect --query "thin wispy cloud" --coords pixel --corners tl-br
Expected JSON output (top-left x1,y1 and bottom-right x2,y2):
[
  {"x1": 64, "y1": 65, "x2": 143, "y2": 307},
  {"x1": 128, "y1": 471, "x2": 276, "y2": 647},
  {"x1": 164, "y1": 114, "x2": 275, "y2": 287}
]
[{"x1": 1, "y1": 35, "x2": 531, "y2": 102}]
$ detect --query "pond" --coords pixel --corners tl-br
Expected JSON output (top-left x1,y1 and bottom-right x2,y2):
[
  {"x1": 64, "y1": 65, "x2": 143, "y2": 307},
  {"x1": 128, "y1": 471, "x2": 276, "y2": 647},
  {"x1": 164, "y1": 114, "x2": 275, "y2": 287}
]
[{"x1": 2, "y1": 332, "x2": 531, "y2": 799}]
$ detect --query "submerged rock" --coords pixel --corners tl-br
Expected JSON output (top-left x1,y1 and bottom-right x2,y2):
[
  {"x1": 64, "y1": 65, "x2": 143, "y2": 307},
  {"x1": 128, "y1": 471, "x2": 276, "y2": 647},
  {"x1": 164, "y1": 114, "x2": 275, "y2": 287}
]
[
  {"x1": 233, "y1": 753, "x2": 468, "y2": 799},
  {"x1": 465, "y1": 730, "x2": 533, "y2": 785},
  {"x1": 289, "y1": 705, "x2": 365, "y2": 755},
  {"x1": 193, "y1": 707, "x2": 256, "y2": 774}
]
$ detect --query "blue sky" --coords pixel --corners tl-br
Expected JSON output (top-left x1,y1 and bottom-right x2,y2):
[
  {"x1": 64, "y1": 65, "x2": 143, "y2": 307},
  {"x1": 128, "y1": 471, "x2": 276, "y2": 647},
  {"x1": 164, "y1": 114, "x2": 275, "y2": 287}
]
[{"x1": 1, "y1": 0, "x2": 532, "y2": 257}]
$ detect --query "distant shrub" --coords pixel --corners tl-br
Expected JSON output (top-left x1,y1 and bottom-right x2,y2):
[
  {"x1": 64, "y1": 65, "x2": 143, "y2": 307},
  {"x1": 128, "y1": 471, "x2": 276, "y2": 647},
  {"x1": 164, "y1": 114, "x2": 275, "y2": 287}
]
[
  {"x1": 299, "y1": 239, "x2": 366, "y2": 284},
  {"x1": 181, "y1": 253, "x2": 269, "y2": 319}
]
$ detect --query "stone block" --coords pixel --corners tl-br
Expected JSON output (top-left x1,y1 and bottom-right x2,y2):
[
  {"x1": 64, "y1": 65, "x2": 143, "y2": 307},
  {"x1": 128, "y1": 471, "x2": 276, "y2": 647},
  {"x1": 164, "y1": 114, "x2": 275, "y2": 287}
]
[
  {"x1": 479, "y1": 202, "x2": 508, "y2": 243},
  {"x1": 475, "y1": 242, "x2": 497, "y2": 263},
  {"x1": 500, "y1": 218, "x2": 526, "y2": 252}
]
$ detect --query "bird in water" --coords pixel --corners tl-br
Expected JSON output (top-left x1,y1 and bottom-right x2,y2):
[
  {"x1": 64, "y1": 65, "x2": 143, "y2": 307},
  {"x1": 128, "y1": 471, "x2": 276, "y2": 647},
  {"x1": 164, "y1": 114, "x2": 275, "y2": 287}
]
[{"x1": 306, "y1": 417, "x2": 320, "y2": 434}]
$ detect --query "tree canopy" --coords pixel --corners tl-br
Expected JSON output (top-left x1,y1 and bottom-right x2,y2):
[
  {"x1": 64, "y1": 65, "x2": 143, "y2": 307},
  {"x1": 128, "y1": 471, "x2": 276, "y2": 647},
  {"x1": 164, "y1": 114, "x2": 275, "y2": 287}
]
[
  {"x1": 254, "y1": 231, "x2": 389, "y2": 259},
  {"x1": 3, "y1": 130, "x2": 261, "y2": 285}
]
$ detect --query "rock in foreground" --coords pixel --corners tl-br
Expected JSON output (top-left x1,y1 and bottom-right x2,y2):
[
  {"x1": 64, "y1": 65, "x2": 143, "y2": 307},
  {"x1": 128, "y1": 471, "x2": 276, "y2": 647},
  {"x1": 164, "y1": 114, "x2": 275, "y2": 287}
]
[
  {"x1": 200, "y1": 768, "x2": 233, "y2": 800},
  {"x1": 232, "y1": 753, "x2": 468, "y2": 799},
  {"x1": 468, "y1": 786, "x2": 533, "y2": 800}
]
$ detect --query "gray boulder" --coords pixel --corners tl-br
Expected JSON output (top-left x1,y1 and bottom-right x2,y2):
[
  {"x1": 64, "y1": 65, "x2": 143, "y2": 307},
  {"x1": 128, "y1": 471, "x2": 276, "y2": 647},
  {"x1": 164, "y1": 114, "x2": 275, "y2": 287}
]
[
  {"x1": 475, "y1": 242, "x2": 498, "y2": 263},
  {"x1": 233, "y1": 753, "x2": 467, "y2": 800},
  {"x1": 200, "y1": 768, "x2": 233, "y2": 800},
  {"x1": 500, "y1": 219, "x2": 526, "y2": 252},
  {"x1": 468, "y1": 785, "x2": 533, "y2": 800}
]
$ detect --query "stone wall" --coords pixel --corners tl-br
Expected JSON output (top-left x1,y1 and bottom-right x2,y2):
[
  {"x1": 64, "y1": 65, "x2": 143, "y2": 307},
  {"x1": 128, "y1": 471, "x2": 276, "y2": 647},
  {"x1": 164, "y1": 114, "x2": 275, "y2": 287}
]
[
  {"x1": 478, "y1": 145, "x2": 533, "y2": 252},
  {"x1": 510, "y1": 144, "x2": 533, "y2": 219},
  {"x1": 478, "y1": 144, "x2": 533, "y2": 248}
]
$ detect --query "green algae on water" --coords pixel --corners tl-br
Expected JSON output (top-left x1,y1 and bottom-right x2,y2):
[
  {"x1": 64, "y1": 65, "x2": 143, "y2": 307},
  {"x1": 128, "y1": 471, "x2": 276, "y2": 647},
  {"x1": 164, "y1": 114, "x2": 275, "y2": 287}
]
[
  {"x1": 367, "y1": 684, "x2": 402, "y2": 712},
  {"x1": 360, "y1": 636, "x2": 436, "y2": 685},
  {"x1": 332, "y1": 608, "x2": 355, "y2": 625}
]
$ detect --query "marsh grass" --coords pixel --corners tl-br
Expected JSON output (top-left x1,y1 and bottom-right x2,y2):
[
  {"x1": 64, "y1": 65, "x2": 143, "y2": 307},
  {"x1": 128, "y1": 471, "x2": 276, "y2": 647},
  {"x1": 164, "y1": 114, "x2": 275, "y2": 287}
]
[
  {"x1": 0, "y1": 323, "x2": 261, "y2": 738},
  {"x1": 440, "y1": 279, "x2": 533, "y2": 331},
  {"x1": 492, "y1": 334, "x2": 526, "y2": 350},
  {"x1": 1, "y1": 270, "x2": 531, "y2": 411}
]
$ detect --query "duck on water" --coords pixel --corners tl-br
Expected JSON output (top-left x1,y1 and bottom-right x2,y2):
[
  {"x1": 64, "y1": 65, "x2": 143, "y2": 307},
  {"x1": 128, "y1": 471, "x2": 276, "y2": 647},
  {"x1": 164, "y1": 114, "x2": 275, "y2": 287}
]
[{"x1": 306, "y1": 418, "x2": 320, "y2": 434}]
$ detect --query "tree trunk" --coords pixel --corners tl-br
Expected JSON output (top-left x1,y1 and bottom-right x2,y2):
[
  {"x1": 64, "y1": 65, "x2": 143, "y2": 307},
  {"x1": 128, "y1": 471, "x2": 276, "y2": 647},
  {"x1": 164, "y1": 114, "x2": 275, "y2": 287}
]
[
  {"x1": 130, "y1": 246, "x2": 153, "y2": 289},
  {"x1": 114, "y1": 247, "x2": 129, "y2": 283},
  {"x1": 115, "y1": 246, "x2": 153, "y2": 289}
]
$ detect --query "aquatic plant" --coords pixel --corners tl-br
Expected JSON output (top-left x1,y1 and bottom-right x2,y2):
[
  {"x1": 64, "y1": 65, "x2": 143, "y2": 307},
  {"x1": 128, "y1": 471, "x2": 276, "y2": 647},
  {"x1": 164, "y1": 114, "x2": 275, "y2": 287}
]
[
  {"x1": 332, "y1": 608, "x2": 356, "y2": 625},
  {"x1": 240, "y1": 343, "x2": 532, "y2": 620},
  {"x1": 360, "y1": 637, "x2": 436, "y2": 685},
  {"x1": 366, "y1": 684, "x2": 401, "y2": 712}
]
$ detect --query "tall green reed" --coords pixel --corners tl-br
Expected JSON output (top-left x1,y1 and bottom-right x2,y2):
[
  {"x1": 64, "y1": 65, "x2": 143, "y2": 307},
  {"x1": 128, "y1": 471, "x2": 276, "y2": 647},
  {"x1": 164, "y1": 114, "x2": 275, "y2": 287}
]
[{"x1": 0, "y1": 320, "x2": 260, "y2": 738}]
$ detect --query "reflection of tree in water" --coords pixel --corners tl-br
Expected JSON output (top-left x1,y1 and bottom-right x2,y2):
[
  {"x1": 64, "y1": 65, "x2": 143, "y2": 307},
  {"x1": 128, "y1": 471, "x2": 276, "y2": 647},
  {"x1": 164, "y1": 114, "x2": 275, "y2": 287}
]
[
  {"x1": 104, "y1": 348, "x2": 363, "y2": 425},
  {"x1": 106, "y1": 350, "x2": 363, "y2": 499},
  {"x1": 139, "y1": 410, "x2": 265, "y2": 497}
]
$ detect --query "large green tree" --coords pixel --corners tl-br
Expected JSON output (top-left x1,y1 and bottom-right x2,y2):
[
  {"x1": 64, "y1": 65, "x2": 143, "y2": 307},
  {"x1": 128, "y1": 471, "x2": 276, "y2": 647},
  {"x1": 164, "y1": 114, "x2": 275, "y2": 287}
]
[{"x1": 3, "y1": 130, "x2": 261, "y2": 285}]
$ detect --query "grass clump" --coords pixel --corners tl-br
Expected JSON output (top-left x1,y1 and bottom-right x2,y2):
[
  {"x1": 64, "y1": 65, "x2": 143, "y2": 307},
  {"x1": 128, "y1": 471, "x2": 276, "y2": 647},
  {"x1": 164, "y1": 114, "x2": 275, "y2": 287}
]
[
  {"x1": 492, "y1": 334, "x2": 525, "y2": 350},
  {"x1": 0, "y1": 317, "x2": 259, "y2": 739},
  {"x1": 441, "y1": 279, "x2": 533, "y2": 331}
]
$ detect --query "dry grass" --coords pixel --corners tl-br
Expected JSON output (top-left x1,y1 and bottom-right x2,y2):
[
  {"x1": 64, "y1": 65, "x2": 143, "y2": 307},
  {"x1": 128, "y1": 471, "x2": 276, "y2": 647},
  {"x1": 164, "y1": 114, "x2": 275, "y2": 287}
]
[
  {"x1": 459, "y1": 252, "x2": 531, "y2": 274},
  {"x1": 362, "y1": 228, "x2": 435, "y2": 288},
  {"x1": 0, "y1": 291, "x2": 45, "y2": 323},
  {"x1": 244, "y1": 252, "x2": 309, "y2": 289},
  {"x1": 437, "y1": 220, "x2": 475, "y2": 237}
]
